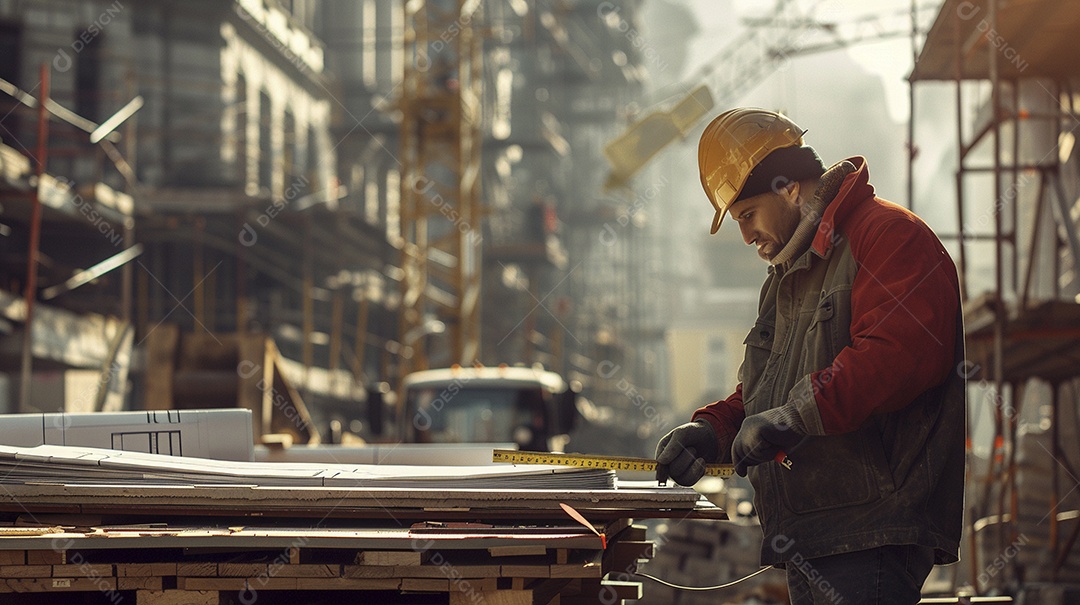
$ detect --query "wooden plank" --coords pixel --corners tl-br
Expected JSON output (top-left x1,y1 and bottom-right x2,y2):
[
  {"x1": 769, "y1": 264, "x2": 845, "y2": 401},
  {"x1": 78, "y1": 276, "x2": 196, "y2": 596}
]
[
  {"x1": 176, "y1": 562, "x2": 217, "y2": 576},
  {"x1": 289, "y1": 546, "x2": 301, "y2": 565},
  {"x1": 118, "y1": 576, "x2": 163, "y2": 591},
  {"x1": 52, "y1": 564, "x2": 113, "y2": 577},
  {"x1": 118, "y1": 563, "x2": 177, "y2": 577},
  {"x1": 456, "y1": 566, "x2": 506, "y2": 579},
  {"x1": 0, "y1": 577, "x2": 118, "y2": 593},
  {"x1": 613, "y1": 541, "x2": 654, "y2": 560},
  {"x1": 266, "y1": 343, "x2": 319, "y2": 443},
  {"x1": 393, "y1": 564, "x2": 501, "y2": 579},
  {"x1": 210, "y1": 562, "x2": 339, "y2": 578},
  {"x1": 488, "y1": 545, "x2": 547, "y2": 557},
  {"x1": 550, "y1": 563, "x2": 601, "y2": 579},
  {"x1": 216, "y1": 563, "x2": 267, "y2": 577},
  {"x1": 179, "y1": 577, "x2": 298, "y2": 591},
  {"x1": 0, "y1": 565, "x2": 52, "y2": 578},
  {"x1": 500, "y1": 565, "x2": 549, "y2": 578},
  {"x1": 237, "y1": 333, "x2": 267, "y2": 440},
  {"x1": 274, "y1": 564, "x2": 339, "y2": 578},
  {"x1": 450, "y1": 589, "x2": 532, "y2": 605},
  {"x1": 137, "y1": 589, "x2": 220, "y2": 605},
  {"x1": 294, "y1": 577, "x2": 401, "y2": 590},
  {"x1": 356, "y1": 550, "x2": 422, "y2": 566},
  {"x1": 603, "y1": 540, "x2": 654, "y2": 573},
  {"x1": 598, "y1": 579, "x2": 643, "y2": 600},
  {"x1": 401, "y1": 578, "x2": 450, "y2": 592},
  {"x1": 26, "y1": 551, "x2": 65, "y2": 564},
  {"x1": 556, "y1": 549, "x2": 568, "y2": 564},
  {"x1": 0, "y1": 552, "x2": 24, "y2": 565},
  {"x1": 598, "y1": 517, "x2": 633, "y2": 542},
  {"x1": 342, "y1": 565, "x2": 398, "y2": 579},
  {"x1": 617, "y1": 525, "x2": 648, "y2": 542}
]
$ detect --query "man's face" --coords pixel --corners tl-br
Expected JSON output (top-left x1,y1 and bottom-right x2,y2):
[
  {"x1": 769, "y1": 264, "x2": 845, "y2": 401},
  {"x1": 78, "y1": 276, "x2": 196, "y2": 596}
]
[{"x1": 728, "y1": 184, "x2": 803, "y2": 262}]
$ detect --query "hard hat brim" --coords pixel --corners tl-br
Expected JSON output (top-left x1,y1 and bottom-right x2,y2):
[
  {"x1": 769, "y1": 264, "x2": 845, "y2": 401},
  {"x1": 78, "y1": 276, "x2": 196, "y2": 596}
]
[{"x1": 710, "y1": 207, "x2": 726, "y2": 235}]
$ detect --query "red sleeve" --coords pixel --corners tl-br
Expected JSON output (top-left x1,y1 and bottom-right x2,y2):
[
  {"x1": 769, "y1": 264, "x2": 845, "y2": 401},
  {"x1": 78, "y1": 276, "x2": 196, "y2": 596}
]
[
  {"x1": 692, "y1": 383, "x2": 746, "y2": 444},
  {"x1": 809, "y1": 211, "x2": 960, "y2": 434}
]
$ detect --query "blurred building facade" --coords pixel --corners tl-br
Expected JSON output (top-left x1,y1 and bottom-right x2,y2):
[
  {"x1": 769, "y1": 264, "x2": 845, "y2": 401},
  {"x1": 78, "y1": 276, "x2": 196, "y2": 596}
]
[{"x1": 0, "y1": 0, "x2": 665, "y2": 452}]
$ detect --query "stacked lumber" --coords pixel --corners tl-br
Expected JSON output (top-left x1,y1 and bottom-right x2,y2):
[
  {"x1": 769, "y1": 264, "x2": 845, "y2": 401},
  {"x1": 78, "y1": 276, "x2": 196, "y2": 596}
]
[{"x1": 0, "y1": 522, "x2": 651, "y2": 604}]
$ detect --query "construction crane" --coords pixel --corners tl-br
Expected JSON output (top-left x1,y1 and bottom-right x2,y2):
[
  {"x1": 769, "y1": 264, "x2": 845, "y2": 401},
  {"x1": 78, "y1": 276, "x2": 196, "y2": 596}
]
[
  {"x1": 604, "y1": 0, "x2": 936, "y2": 188},
  {"x1": 398, "y1": 0, "x2": 484, "y2": 374}
]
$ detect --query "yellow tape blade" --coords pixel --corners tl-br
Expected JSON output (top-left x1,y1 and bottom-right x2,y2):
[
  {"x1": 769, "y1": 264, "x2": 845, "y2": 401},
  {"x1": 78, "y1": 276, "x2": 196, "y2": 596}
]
[{"x1": 492, "y1": 449, "x2": 734, "y2": 478}]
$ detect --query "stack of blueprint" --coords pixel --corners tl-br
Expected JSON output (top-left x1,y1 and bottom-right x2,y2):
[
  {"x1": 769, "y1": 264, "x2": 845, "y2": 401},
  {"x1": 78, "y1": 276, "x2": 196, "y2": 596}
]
[{"x1": 0, "y1": 444, "x2": 616, "y2": 490}]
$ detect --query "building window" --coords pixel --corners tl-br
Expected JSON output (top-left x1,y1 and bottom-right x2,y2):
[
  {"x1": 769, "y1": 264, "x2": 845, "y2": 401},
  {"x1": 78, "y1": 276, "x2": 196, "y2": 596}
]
[
  {"x1": 0, "y1": 21, "x2": 22, "y2": 141},
  {"x1": 258, "y1": 90, "x2": 273, "y2": 195},
  {"x1": 386, "y1": 169, "x2": 400, "y2": 241},
  {"x1": 390, "y1": 0, "x2": 402, "y2": 86},
  {"x1": 234, "y1": 73, "x2": 248, "y2": 186},
  {"x1": 363, "y1": 0, "x2": 377, "y2": 88},
  {"x1": 74, "y1": 30, "x2": 104, "y2": 123},
  {"x1": 283, "y1": 109, "x2": 298, "y2": 190},
  {"x1": 306, "y1": 125, "x2": 319, "y2": 196},
  {"x1": 0, "y1": 22, "x2": 20, "y2": 85},
  {"x1": 365, "y1": 168, "x2": 380, "y2": 225}
]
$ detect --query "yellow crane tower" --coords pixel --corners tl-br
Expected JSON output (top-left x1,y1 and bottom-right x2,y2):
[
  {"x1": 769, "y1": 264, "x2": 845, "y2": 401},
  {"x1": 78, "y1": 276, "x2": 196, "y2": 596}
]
[{"x1": 398, "y1": 0, "x2": 484, "y2": 374}]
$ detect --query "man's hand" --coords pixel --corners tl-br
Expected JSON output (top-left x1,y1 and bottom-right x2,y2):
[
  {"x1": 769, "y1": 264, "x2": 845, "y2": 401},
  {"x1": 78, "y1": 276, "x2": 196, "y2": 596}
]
[
  {"x1": 655, "y1": 421, "x2": 720, "y2": 486},
  {"x1": 732, "y1": 408, "x2": 806, "y2": 477}
]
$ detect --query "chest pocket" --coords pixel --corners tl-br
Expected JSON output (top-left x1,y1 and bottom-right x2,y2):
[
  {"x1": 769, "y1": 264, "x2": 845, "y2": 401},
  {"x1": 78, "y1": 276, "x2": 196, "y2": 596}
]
[
  {"x1": 739, "y1": 321, "x2": 775, "y2": 400},
  {"x1": 801, "y1": 290, "x2": 850, "y2": 373}
]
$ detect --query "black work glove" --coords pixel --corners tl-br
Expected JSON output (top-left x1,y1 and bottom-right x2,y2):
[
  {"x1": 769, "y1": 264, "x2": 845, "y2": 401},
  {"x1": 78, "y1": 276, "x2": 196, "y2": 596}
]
[
  {"x1": 732, "y1": 407, "x2": 806, "y2": 477},
  {"x1": 654, "y1": 421, "x2": 720, "y2": 486}
]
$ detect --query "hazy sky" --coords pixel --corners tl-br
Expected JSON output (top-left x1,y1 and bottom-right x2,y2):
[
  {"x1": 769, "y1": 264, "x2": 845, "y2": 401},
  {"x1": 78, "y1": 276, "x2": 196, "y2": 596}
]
[{"x1": 683, "y1": 0, "x2": 929, "y2": 122}]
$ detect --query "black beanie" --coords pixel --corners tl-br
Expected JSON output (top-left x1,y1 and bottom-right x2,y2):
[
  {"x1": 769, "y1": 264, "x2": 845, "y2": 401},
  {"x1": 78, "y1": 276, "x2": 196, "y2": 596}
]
[{"x1": 736, "y1": 145, "x2": 826, "y2": 202}]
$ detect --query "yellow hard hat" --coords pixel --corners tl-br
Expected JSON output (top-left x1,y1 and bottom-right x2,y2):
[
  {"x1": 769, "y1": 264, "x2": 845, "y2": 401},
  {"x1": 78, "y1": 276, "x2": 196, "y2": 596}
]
[{"x1": 698, "y1": 108, "x2": 805, "y2": 234}]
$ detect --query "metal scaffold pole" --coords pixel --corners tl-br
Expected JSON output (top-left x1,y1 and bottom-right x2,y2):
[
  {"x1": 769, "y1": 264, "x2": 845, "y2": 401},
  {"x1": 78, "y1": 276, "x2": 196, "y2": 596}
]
[{"x1": 19, "y1": 63, "x2": 50, "y2": 412}]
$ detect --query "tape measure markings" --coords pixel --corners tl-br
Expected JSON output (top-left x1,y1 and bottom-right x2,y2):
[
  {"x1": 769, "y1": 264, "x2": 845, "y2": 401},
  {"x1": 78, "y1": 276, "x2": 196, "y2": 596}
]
[{"x1": 492, "y1": 449, "x2": 735, "y2": 478}]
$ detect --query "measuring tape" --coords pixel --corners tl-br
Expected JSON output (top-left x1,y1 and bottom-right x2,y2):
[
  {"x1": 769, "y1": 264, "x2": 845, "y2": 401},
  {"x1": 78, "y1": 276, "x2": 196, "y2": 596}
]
[{"x1": 492, "y1": 449, "x2": 736, "y2": 478}]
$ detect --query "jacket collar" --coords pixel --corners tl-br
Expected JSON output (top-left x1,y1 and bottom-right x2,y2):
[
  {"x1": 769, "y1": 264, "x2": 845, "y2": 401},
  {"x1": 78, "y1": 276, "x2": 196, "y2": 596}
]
[{"x1": 812, "y1": 156, "x2": 874, "y2": 257}]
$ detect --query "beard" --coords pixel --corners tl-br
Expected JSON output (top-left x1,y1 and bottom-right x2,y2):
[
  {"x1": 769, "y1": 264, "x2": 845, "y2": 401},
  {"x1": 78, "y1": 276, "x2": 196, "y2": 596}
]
[{"x1": 756, "y1": 240, "x2": 783, "y2": 261}]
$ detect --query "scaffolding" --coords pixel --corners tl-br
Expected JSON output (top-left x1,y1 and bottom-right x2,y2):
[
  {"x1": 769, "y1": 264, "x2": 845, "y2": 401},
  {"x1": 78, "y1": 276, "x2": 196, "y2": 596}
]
[{"x1": 911, "y1": 0, "x2": 1080, "y2": 593}]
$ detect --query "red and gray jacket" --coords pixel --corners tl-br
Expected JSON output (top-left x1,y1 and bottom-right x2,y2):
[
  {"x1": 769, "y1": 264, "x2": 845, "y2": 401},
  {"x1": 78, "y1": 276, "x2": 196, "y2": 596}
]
[{"x1": 694, "y1": 157, "x2": 966, "y2": 566}]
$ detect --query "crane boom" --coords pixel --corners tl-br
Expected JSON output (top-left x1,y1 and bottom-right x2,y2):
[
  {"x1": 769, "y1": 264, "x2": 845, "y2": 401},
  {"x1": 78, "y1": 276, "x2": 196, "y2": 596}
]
[{"x1": 604, "y1": 0, "x2": 938, "y2": 187}]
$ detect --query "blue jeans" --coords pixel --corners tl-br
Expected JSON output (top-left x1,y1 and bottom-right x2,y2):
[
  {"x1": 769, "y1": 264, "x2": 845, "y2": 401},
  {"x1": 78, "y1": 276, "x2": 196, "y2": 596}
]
[{"x1": 785, "y1": 544, "x2": 935, "y2": 605}]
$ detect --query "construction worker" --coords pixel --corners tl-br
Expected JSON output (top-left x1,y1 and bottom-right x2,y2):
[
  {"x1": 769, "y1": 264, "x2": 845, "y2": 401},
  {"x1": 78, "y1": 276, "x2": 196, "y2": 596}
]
[{"x1": 655, "y1": 108, "x2": 965, "y2": 604}]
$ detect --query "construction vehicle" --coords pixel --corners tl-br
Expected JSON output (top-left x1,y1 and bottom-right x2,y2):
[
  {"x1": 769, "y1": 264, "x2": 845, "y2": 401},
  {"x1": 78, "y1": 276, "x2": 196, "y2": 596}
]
[{"x1": 368, "y1": 365, "x2": 580, "y2": 453}]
